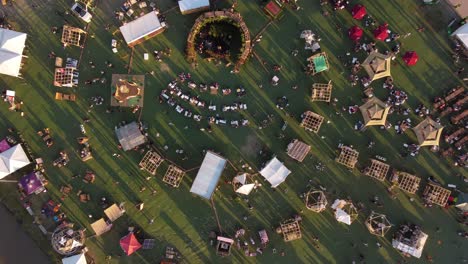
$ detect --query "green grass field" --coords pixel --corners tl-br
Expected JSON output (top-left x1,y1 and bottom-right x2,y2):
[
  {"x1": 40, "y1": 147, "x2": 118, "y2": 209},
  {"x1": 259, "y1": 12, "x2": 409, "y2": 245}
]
[{"x1": 0, "y1": 0, "x2": 467, "y2": 263}]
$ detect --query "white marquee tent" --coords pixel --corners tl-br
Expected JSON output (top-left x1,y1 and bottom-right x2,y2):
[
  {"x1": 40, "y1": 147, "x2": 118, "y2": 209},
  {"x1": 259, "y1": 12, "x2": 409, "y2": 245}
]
[
  {"x1": 0, "y1": 28, "x2": 27, "y2": 77},
  {"x1": 233, "y1": 173, "x2": 256, "y2": 195},
  {"x1": 0, "y1": 144, "x2": 31, "y2": 179},
  {"x1": 392, "y1": 232, "x2": 428, "y2": 259},
  {"x1": 62, "y1": 253, "x2": 87, "y2": 264},
  {"x1": 120, "y1": 11, "x2": 164, "y2": 46},
  {"x1": 259, "y1": 157, "x2": 291, "y2": 188},
  {"x1": 178, "y1": 0, "x2": 210, "y2": 14},
  {"x1": 190, "y1": 151, "x2": 227, "y2": 199},
  {"x1": 452, "y1": 23, "x2": 468, "y2": 50}
]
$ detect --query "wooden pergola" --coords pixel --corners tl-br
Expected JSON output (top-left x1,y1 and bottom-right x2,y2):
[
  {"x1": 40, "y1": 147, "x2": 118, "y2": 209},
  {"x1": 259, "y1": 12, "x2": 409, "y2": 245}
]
[
  {"x1": 394, "y1": 171, "x2": 421, "y2": 194},
  {"x1": 301, "y1": 111, "x2": 324, "y2": 133},
  {"x1": 365, "y1": 212, "x2": 392, "y2": 237},
  {"x1": 364, "y1": 159, "x2": 390, "y2": 181},
  {"x1": 305, "y1": 189, "x2": 327, "y2": 212},
  {"x1": 336, "y1": 146, "x2": 359, "y2": 169},
  {"x1": 362, "y1": 51, "x2": 391, "y2": 81},
  {"x1": 163, "y1": 165, "x2": 185, "y2": 188},
  {"x1": 412, "y1": 117, "x2": 444, "y2": 147},
  {"x1": 276, "y1": 219, "x2": 302, "y2": 242},
  {"x1": 422, "y1": 183, "x2": 451, "y2": 206},
  {"x1": 286, "y1": 139, "x2": 311, "y2": 162},
  {"x1": 139, "y1": 151, "x2": 163, "y2": 175},
  {"x1": 359, "y1": 97, "x2": 390, "y2": 127},
  {"x1": 311, "y1": 81, "x2": 332, "y2": 102},
  {"x1": 61, "y1": 25, "x2": 87, "y2": 47},
  {"x1": 306, "y1": 52, "x2": 329, "y2": 75},
  {"x1": 54, "y1": 67, "x2": 77, "y2": 87}
]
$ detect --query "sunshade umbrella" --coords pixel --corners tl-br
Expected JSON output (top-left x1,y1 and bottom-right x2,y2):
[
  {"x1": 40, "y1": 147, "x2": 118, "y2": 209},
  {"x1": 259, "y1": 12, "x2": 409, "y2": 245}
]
[
  {"x1": 349, "y1": 26, "x2": 364, "y2": 41},
  {"x1": 403, "y1": 51, "x2": 419, "y2": 66},
  {"x1": 374, "y1": 24, "x2": 389, "y2": 41},
  {"x1": 351, "y1": 4, "x2": 367, "y2": 20},
  {"x1": 120, "y1": 233, "x2": 142, "y2": 256}
]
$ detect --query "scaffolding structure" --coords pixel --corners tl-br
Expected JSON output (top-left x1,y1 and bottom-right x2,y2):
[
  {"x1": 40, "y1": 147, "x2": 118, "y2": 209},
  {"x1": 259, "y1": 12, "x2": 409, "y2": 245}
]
[
  {"x1": 163, "y1": 165, "x2": 186, "y2": 188},
  {"x1": 61, "y1": 25, "x2": 87, "y2": 47},
  {"x1": 365, "y1": 212, "x2": 392, "y2": 237},
  {"x1": 311, "y1": 81, "x2": 333, "y2": 102},
  {"x1": 305, "y1": 189, "x2": 327, "y2": 212},
  {"x1": 300, "y1": 111, "x2": 324, "y2": 133},
  {"x1": 364, "y1": 159, "x2": 390, "y2": 181},
  {"x1": 395, "y1": 171, "x2": 421, "y2": 194},
  {"x1": 286, "y1": 139, "x2": 311, "y2": 162},
  {"x1": 276, "y1": 219, "x2": 302, "y2": 242},
  {"x1": 54, "y1": 67, "x2": 78, "y2": 87},
  {"x1": 51, "y1": 225, "x2": 85, "y2": 256},
  {"x1": 306, "y1": 52, "x2": 329, "y2": 75},
  {"x1": 139, "y1": 151, "x2": 163, "y2": 175},
  {"x1": 336, "y1": 146, "x2": 359, "y2": 169},
  {"x1": 422, "y1": 183, "x2": 451, "y2": 207}
]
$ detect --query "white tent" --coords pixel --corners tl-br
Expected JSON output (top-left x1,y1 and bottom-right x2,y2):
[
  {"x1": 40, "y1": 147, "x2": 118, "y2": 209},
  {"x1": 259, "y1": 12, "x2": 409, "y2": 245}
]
[
  {"x1": 0, "y1": 144, "x2": 31, "y2": 179},
  {"x1": 120, "y1": 11, "x2": 164, "y2": 46},
  {"x1": 392, "y1": 232, "x2": 428, "y2": 259},
  {"x1": 179, "y1": 0, "x2": 210, "y2": 14},
  {"x1": 62, "y1": 253, "x2": 87, "y2": 264},
  {"x1": 190, "y1": 151, "x2": 227, "y2": 199},
  {"x1": 456, "y1": 193, "x2": 468, "y2": 212},
  {"x1": 335, "y1": 208, "x2": 351, "y2": 225},
  {"x1": 0, "y1": 28, "x2": 27, "y2": 78},
  {"x1": 233, "y1": 173, "x2": 255, "y2": 195},
  {"x1": 452, "y1": 23, "x2": 468, "y2": 50},
  {"x1": 259, "y1": 157, "x2": 291, "y2": 188}
]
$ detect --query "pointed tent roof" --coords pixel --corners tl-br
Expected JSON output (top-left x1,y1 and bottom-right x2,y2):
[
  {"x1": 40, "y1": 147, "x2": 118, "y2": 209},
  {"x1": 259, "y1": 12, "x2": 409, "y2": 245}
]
[
  {"x1": 351, "y1": 4, "x2": 366, "y2": 20},
  {"x1": 412, "y1": 117, "x2": 444, "y2": 147},
  {"x1": 362, "y1": 51, "x2": 391, "y2": 81},
  {"x1": 374, "y1": 24, "x2": 389, "y2": 41},
  {"x1": 233, "y1": 173, "x2": 255, "y2": 195},
  {"x1": 455, "y1": 192, "x2": 468, "y2": 212},
  {"x1": 359, "y1": 97, "x2": 390, "y2": 126},
  {"x1": 0, "y1": 144, "x2": 31, "y2": 179},
  {"x1": 62, "y1": 253, "x2": 87, "y2": 264},
  {"x1": 348, "y1": 26, "x2": 363, "y2": 41},
  {"x1": 403, "y1": 51, "x2": 418, "y2": 66},
  {"x1": 120, "y1": 233, "x2": 142, "y2": 256},
  {"x1": 0, "y1": 28, "x2": 27, "y2": 78},
  {"x1": 452, "y1": 23, "x2": 468, "y2": 50}
]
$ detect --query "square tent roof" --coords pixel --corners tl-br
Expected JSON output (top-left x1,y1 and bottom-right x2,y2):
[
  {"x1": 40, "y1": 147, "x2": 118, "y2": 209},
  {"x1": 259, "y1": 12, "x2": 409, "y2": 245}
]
[
  {"x1": 120, "y1": 11, "x2": 164, "y2": 46},
  {"x1": 179, "y1": 0, "x2": 210, "y2": 14},
  {"x1": 259, "y1": 157, "x2": 291, "y2": 188},
  {"x1": 190, "y1": 151, "x2": 227, "y2": 199},
  {"x1": 452, "y1": 23, "x2": 468, "y2": 50},
  {"x1": 62, "y1": 253, "x2": 87, "y2": 264},
  {"x1": 115, "y1": 122, "x2": 146, "y2": 151},
  {"x1": 0, "y1": 28, "x2": 27, "y2": 77},
  {"x1": 104, "y1": 203, "x2": 125, "y2": 222},
  {"x1": 0, "y1": 144, "x2": 31, "y2": 179},
  {"x1": 312, "y1": 55, "x2": 328, "y2": 73},
  {"x1": 19, "y1": 171, "x2": 45, "y2": 195}
]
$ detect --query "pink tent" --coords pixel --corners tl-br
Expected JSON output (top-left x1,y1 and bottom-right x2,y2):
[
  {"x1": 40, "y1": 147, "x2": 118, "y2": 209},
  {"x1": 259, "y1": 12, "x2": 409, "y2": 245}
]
[
  {"x1": 349, "y1": 26, "x2": 363, "y2": 41},
  {"x1": 0, "y1": 139, "x2": 11, "y2": 153},
  {"x1": 351, "y1": 4, "x2": 367, "y2": 20},
  {"x1": 374, "y1": 24, "x2": 389, "y2": 41},
  {"x1": 403, "y1": 51, "x2": 419, "y2": 66},
  {"x1": 120, "y1": 233, "x2": 142, "y2": 256}
]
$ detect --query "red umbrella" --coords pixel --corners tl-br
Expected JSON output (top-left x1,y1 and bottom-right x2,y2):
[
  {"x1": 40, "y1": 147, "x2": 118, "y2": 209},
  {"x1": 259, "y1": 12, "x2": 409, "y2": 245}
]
[
  {"x1": 120, "y1": 233, "x2": 142, "y2": 256},
  {"x1": 403, "y1": 51, "x2": 418, "y2": 66},
  {"x1": 374, "y1": 24, "x2": 389, "y2": 41},
  {"x1": 348, "y1": 26, "x2": 363, "y2": 41},
  {"x1": 351, "y1": 4, "x2": 367, "y2": 20}
]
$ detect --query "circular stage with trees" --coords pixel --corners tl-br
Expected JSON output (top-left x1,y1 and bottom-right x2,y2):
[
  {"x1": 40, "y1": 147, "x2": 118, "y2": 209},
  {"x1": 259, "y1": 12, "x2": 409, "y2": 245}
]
[{"x1": 186, "y1": 11, "x2": 251, "y2": 72}]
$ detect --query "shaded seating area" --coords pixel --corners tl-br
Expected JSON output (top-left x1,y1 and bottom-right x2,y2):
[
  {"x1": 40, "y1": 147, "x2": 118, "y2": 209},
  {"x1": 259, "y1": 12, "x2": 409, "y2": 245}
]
[
  {"x1": 331, "y1": 199, "x2": 358, "y2": 225},
  {"x1": 365, "y1": 212, "x2": 392, "y2": 237},
  {"x1": 115, "y1": 122, "x2": 147, "y2": 151},
  {"x1": 286, "y1": 139, "x2": 311, "y2": 162},
  {"x1": 139, "y1": 150, "x2": 163, "y2": 175},
  {"x1": 51, "y1": 224, "x2": 85, "y2": 256},
  {"x1": 392, "y1": 223, "x2": 428, "y2": 259},
  {"x1": 363, "y1": 159, "x2": 390, "y2": 181},
  {"x1": 336, "y1": 146, "x2": 359, "y2": 169},
  {"x1": 305, "y1": 189, "x2": 327, "y2": 212},
  {"x1": 216, "y1": 236, "x2": 234, "y2": 256},
  {"x1": 61, "y1": 25, "x2": 87, "y2": 47},
  {"x1": 163, "y1": 165, "x2": 185, "y2": 188},
  {"x1": 311, "y1": 81, "x2": 333, "y2": 102},
  {"x1": 422, "y1": 183, "x2": 451, "y2": 207},
  {"x1": 232, "y1": 173, "x2": 256, "y2": 195},
  {"x1": 300, "y1": 111, "x2": 324, "y2": 133},
  {"x1": 306, "y1": 52, "x2": 329, "y2": 75},
  {"x1": 359, "y1": 97, "x2": 390, "y2": 127},
  {"x1": 412, "y1": 117, "x2": 444, "y2": 147},
  {"x1": 259, "y1": 157, "x2": 291, "y2": 188},
  {"x1": 391, "y1": 171, "x2": 421, "y2": 194},
  {"x1": 362, "y1": 51, "x2": 391, "y2": 82},
  {"x1": 276, "y1": 219, "x2": 301, "y2": 242}
]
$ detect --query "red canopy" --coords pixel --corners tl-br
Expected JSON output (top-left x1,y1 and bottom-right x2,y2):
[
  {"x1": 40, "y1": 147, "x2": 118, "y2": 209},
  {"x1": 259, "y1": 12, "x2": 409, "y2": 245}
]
[
  {"x1": 374, "y1": 24, "x2": 389, "y2": 41},
  {"x1": 351, "y1": 4, "x2": 366, "y2": 20},
  {"x1": 403, "y1": 51, "x2": 418, "y2": 66},
  {"x1": 348, "y1": 26, "x2": 363, "y2": 41},
  {"x1": 120, "y1": 233, "x2": 142, "y2": 256}
]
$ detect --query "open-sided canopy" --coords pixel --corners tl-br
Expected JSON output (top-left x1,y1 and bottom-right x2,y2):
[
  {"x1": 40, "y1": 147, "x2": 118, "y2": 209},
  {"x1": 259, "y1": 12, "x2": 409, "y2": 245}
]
[
  {"x1": 359, "y1": 97, "x2": 390, "y2": 126},
  {"x1": 412, "y1": 117, "x2": 443, "y2": 147},
  {"x1": 403, "y1": 51, "x2": 418, "y2": 66},
  {"x1": 0, "y1": 144, "x2": 30, "y2": 179},
  {"x1": 62, "y1": 253, "x2": 87, "y2": 264},
  {"x1": 348, "y1": 26, "x2": 363, "y2": 41},
  {"x1": 362, "y1": 51, "x2": 391, "y2": 81},
  {"x1": 190, "y1": 151, "x2": 227, "y2": 199},
  {"x1": 374, "y1": 24, "x2": 389, "y2": 41},
  {"x1": 351, "y1": 4, "x2": 366, "y2": 20},
  {"x1": 0, "y1": 28, "x2": 27, "y2": 77},
  {"x1": 259, "y1": 157, "x2": 291, "y2": 188},
  {"x1": 120, "y1": 233, "x2": 142, "y2": 256},
  {"x1": 452, "y1": 22, "x2": 468, "y2": 50},
  {"x1": 120, "y1": 12, "x2": 164, "y2": 46}
]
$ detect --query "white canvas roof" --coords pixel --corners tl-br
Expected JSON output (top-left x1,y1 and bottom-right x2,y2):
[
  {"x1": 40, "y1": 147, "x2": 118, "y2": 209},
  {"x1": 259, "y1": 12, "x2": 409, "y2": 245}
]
[
  {"x1": 0, "y1": 28, "x2": 27, "y2": 77},
  {"x1": 62, "y1": 253, "x2": 87, "y2": 264},
  {"x1": 179, "y1": 0, "x2": 210, "y2": 13},
  {"x1": 120, "y1": 12, "x2": 163, "y2": 45},
  {"x1": 259, "y1": 157, "x2": 291, "y2": 188},
  {"x1": 233, "y1": 173, "x2": 255, "y2": 195},
  {"x1": 392, "y1": 232, "x2": 428, "y2": 258},
  {"x1": 0, "y1": 144, "x2": 31, "y2": 179},
  {"x1": 452, "y1": 23, "x2": 468, "y2": 50},
  {"x1": 190, "y1": 151, "x2": 227, "y2": 199},
  {"x1": 335, "y1": 208, "x2": 351, "y2": 225}
]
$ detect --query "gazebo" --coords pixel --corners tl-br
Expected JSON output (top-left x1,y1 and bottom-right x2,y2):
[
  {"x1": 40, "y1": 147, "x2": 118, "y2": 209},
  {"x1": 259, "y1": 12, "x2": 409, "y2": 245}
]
[
  {"x1": 286, "y1": 139, "x2": 311, "y2": 162},
  {"x1": 403, "y1": 51, "x2": 418, "y2": 66},
  {"x1": 139, "y1": 150, "x2": 163, "y2": 175},
  {"x1": 392, "y1": 223, "x2": 428, "y2": 259},
  {"x1": 422, "y1": 183, "x2": 451, "y2": 207},
  {"x1": 51, "y1": 225, "x2": 85, "y2": 256},
  {"x1": 306, "y1": 52, "x2": 329, "y2": 75},
  {"x1": 311, "y1": 81, "x2": 333, "y2": 102},
  {"x1": 359, "y1": 97, "x2": 390, "y2": 127},
  {"x1": 374, "y1": 24, "x2": 389, "y2": 41},
  {"x1": 364, "y1": 159, "x2": 390, "y2": 181},
  {"x1": 300, "y1": 111, "x2": 324, "y2": 133},
  {"x1": 276, "y1": 219, "x2": 301, "y2": 242},
  {"x1": 412, "y1": 117, "x2": 443, "y2": 147},
  {"x1": 232, "y1": 173, "x2": 256, "y2": 195},
  {"x1": 336, "y1": 146, "x2": 359, "y2": 169},
  {"x1": 331, "y1": 199, "x2": 358, "y2": 225},
  {"x1": 115, "y1": 122, "x2": 147, "y2": 151},
  {"x1": 120, "y1": 232, "x2": 142, "y2": 256},
  {"x1": 163, "y1": 165, "x2": 186, "y2": 188},
  {"x1": 362, "y1": 51, "x2": 391, "y2": 81},
  {"x1": 351, "y1": 4, "x2": 366, "y2": 20},
  {"x1": 349, "y1": 26, "x2": 363, "y2": 42},
  {"x1": 305, "y1": 189, "x2": 327, "y2": 212},
  {"x1": 61, "y1": 25, "x2": 87, "y2": 47},
  {"x1": 392, "y1": 171, "x2": 421, "y2": 194},
  {"x1": 365, "y1": 212, "x2": 392, "y2": 237}
]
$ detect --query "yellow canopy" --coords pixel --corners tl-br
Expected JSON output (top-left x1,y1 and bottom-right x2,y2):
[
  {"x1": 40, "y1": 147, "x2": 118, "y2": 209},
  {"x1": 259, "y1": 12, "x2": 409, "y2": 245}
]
[
  {"x1": 362, "y1": 51, "x2": 391, "y2": 81},
  {"x1": 412, "y1": 117, "x2": 444, "y2": 147},
  {"x1": 359, "y1": 97, "x2": 390, "y2": 126}
]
